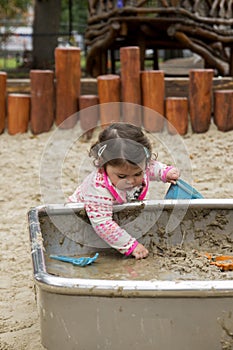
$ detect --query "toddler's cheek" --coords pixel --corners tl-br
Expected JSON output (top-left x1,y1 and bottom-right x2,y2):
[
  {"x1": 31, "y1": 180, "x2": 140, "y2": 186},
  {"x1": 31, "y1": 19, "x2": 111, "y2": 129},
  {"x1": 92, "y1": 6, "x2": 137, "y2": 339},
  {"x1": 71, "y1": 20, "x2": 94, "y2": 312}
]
[{"x1": 115, "y1": 180, "x2": 126, "y2": 190}]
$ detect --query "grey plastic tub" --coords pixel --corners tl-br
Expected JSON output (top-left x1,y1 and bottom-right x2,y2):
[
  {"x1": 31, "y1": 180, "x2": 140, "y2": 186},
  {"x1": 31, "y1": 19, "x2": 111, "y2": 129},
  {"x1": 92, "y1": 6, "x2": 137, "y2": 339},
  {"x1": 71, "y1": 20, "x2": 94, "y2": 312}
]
[{"x1": 28, "y1": 199, "x2": 233, "y2": 350}]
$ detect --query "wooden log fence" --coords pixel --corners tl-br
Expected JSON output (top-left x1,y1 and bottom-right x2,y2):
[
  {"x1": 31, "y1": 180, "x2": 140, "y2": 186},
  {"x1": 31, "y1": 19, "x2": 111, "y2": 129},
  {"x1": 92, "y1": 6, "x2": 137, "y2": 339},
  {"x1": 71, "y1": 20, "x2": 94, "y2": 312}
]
[
  {"x1": 214, "y1": 90, "x2": 233, "y2": 132},
  {"x1": 79, "y1": 94, "x2": 99, "y2": 140},
  {"x1": 1, "y1": 47, "x2": 233, "y2": 137},
  {"x1": 55, "y1": 47, "x2": 81, "y2": 129},
  {"x1": 120, "y1": 47, "x2": 142, "y2": 126},
  {"x1": 30, "y1": 70, "x2": 54, "y2": 135},
  {"x1": 189, "y1": 69, "x2": 214, "y2": 133},
  {"x1": 166, "y1": 97, "x2": 188, "y2": 135},
  {"x1": 97, "y1": 74, "x2": 121, "y2": 127},
  {"x1": 7, "y1": 93, "x2": 30, "y2": 135},
  {"x1": 141, "y1": 70, "x2": 165, "y2": 132}
]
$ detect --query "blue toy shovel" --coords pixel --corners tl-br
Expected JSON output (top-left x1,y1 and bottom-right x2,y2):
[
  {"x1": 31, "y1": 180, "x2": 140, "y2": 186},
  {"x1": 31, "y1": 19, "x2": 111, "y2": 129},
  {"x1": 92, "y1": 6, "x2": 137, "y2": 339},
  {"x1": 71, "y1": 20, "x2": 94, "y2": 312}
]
[
  {"x1": 50, "y1": 252, "x2": 99, "y2": 267},
  {"x1": 165, "y1": 178, "x2": 204, "y2": 199}
]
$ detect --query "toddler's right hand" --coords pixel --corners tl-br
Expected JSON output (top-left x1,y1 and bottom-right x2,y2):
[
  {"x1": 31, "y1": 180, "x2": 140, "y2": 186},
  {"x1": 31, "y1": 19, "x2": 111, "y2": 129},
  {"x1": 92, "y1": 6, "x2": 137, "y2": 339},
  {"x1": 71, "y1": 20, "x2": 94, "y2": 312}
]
[
  {"x1": 131, "y1": 243, "x2": 149, "y2": 260},
  {"x1": 166, "y1": 167, "x2": 180, "y2": 184}
]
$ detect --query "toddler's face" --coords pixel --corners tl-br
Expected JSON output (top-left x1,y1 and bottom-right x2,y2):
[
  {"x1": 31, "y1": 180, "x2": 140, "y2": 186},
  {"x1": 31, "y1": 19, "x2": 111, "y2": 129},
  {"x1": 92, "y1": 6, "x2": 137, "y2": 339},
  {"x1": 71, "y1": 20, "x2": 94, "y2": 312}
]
[{"x1": 106, "y1": 161, "x2": 145, "y2": 191}]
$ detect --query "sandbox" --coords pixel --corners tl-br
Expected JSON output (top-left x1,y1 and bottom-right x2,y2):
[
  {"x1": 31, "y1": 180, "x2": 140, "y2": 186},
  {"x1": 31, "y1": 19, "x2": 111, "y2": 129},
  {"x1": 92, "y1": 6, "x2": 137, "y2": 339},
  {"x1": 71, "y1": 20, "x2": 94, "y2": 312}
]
[{"x1": 28, "y1": 199, "x2": 233, "y2": 350}]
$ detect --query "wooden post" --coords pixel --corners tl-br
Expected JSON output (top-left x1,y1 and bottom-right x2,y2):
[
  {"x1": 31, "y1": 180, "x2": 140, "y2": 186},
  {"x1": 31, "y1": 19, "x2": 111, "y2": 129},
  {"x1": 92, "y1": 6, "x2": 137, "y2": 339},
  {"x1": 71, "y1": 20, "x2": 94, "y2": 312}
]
[
  {"x1": 97, "y1": 74, "x2": 121, "y2": 127},
  {"x1": 55, "y1": 47, "x2": 81, "y2": 129},
  {"x1": 7, "y1": 94, "x2": 30, "y2": 135},
  {"x1": 30, "y1": 70, "x2": 55, "y2": 134},
  {"x1": 120, "y1": 46, "x2": 141, "y2": 126},
  {"x1": 189, "y1": 69, "x2": 214, "y2": 133},
  {"x1": 141, "y1": 70, "x2": 165, "y2": 132},
  {"x1": 0, "y1": 72, "x2": 7, "y2": 134},
  {"x1": 166, "y1": 97, "x2": 188, "y2": 135},
  {"x1": 79, "y1": 95, "x2": 99, "y2": 140},
  {"x1": 214, "y1": 90, "x2": 233, "y2": 131}
]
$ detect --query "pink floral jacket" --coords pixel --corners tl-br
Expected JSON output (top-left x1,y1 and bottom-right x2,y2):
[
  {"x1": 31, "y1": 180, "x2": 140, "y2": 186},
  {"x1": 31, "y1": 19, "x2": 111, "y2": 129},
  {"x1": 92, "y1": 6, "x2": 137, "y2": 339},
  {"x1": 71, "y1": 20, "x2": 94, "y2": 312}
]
[{"x1": 68, "y1": 160, "x2": 174, "y2": 255}]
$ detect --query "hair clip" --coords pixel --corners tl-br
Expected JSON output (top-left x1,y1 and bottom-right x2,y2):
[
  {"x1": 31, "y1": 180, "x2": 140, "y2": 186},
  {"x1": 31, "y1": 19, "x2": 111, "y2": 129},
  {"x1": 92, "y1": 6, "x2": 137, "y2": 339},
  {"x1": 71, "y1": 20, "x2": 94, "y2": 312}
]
[
  {"x1": 144, "y1": 146, "x2": 150, "y2": 159},
  {"x1": 98, "y1": 144, "x2": 107, "y2": 158}
]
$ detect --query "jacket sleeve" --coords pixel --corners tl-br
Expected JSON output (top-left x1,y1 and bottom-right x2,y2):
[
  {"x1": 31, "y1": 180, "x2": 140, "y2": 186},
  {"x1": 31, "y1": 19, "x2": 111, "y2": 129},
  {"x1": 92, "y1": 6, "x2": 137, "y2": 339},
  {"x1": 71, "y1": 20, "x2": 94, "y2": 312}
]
[
  {"x1": 148, "y1": 160, "x2": 174, "y2": 183},
  {"x1": 83, "y1": 189, "x2": 138, "y2": 255}
]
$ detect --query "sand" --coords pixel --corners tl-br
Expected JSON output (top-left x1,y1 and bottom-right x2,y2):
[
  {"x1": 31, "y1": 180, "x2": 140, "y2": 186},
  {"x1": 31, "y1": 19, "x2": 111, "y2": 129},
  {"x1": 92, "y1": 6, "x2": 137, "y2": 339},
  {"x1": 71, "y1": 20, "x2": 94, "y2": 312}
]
[{"x1": 0, "y1": 120, "x2": 233, "y2": 349}]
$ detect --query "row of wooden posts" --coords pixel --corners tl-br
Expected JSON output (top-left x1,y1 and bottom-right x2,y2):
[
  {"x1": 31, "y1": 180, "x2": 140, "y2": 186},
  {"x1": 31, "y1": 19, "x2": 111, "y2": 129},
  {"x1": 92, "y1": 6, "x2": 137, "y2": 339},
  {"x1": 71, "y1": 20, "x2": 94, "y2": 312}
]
[{"x1": 0, "y1": 46, "x2": 233, "y2": 137}]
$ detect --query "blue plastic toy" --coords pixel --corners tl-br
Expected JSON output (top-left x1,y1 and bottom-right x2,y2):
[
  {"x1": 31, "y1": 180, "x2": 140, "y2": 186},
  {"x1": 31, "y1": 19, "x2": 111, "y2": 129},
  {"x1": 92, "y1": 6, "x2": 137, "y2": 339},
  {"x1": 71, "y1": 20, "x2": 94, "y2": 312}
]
[
  {"x1": 50, "y1": 252, "x2": 99, "y2": 267},
  {"x1": 165, "y1": 179, "x2": 204, "y2": 199}
]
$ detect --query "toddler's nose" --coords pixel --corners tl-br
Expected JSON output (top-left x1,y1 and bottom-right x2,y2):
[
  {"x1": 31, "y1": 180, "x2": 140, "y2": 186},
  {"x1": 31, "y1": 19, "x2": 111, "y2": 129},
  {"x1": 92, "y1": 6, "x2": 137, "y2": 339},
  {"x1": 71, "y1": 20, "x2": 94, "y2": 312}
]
[{"x1": 127, "y1": 177, "x2": 135, "y2": 185}]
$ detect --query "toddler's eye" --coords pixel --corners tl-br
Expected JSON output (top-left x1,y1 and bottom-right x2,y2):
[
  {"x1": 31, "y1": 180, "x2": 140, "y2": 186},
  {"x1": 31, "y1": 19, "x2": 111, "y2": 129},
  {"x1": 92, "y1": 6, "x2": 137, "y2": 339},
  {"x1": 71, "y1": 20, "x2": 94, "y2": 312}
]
[
  {"x1": 135, "y1": 171, "x2": 143, "y2": 177},
  {"x1": 118, "y1": 175, "x2": 126, "y2": 179}
]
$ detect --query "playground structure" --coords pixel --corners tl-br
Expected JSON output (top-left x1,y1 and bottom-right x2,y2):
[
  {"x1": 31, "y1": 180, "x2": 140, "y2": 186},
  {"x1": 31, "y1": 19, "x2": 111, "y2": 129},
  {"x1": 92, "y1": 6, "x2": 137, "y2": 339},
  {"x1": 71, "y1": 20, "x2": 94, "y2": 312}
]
[
  {"x1": 85, "y1": 0, "x2": 233, "y2": 77},
  {"x1": 1, "y1": 46, "x2": 233, "y2": 137}
]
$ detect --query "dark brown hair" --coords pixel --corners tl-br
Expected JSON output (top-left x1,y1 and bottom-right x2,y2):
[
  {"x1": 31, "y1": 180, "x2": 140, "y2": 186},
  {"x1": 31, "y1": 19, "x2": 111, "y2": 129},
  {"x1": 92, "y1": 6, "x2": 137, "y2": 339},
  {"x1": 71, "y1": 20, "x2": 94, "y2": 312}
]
[{"x1": 89, "y1": 123, "x2": 152, "y2": 168}]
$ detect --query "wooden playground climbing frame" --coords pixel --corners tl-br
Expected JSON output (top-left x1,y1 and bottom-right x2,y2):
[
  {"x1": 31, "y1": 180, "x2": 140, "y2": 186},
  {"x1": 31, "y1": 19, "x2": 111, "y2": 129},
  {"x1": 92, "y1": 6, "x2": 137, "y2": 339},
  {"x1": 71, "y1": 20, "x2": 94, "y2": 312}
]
[{"x1": 85, "y1": 0, "x2": 233, "y2": 77}]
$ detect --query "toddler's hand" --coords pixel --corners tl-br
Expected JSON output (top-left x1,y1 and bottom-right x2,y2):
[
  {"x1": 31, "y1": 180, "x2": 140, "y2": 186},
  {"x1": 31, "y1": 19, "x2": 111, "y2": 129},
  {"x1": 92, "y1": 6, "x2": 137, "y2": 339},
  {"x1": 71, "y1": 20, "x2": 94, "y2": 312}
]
[
  {"x1": 131, "y1": 243, "x2": 149, "y2": 260},
  {"x1": 166, "y1": 167, "x2": 180, "y2": 184}
]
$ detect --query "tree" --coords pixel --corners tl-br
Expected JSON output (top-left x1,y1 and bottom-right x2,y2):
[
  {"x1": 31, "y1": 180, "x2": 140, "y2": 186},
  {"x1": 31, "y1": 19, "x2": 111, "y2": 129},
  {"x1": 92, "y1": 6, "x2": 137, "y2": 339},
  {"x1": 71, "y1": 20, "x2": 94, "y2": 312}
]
[
  {"x1": 0, "y1": 0, "x2": 30, "y2": 20},
  {"x1": 32, "y1": 0, "x2": 62, "y2": 69},
  {"x1": 0, "y1": 0, "x2": 88, "y2": 69},
  {"x1": 32, "y1": 0, "x2": 88, "y2": 68},
  {"x1": 60, "y1": 0, "x2": 88, "y2": 36},
  {"x1": 0, "y1": 0, "x2": 32, "y2": 63}
]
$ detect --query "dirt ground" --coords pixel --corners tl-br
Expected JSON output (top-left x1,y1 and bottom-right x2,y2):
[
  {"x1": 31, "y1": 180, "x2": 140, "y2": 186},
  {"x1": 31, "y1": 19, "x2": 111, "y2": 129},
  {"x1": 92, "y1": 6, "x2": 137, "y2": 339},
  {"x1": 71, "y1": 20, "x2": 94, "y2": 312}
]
[{"x1": 0, "y1": 120, "x2": 233, "y2": 349}]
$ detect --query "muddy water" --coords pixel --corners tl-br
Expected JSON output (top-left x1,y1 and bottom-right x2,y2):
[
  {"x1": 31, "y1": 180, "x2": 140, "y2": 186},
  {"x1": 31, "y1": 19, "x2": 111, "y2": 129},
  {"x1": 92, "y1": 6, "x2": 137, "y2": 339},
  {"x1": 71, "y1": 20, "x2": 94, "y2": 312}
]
[{"x1": 46, "y1": 243, "x2": 233, "y2": 281}]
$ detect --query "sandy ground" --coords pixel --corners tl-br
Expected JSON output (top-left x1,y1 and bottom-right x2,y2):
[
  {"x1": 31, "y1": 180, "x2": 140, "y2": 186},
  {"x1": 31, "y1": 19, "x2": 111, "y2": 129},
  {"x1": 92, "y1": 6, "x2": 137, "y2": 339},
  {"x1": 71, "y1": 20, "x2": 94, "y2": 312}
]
[{"x1": 0, "y1": 119, "x2": 233, "y2": 349}]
